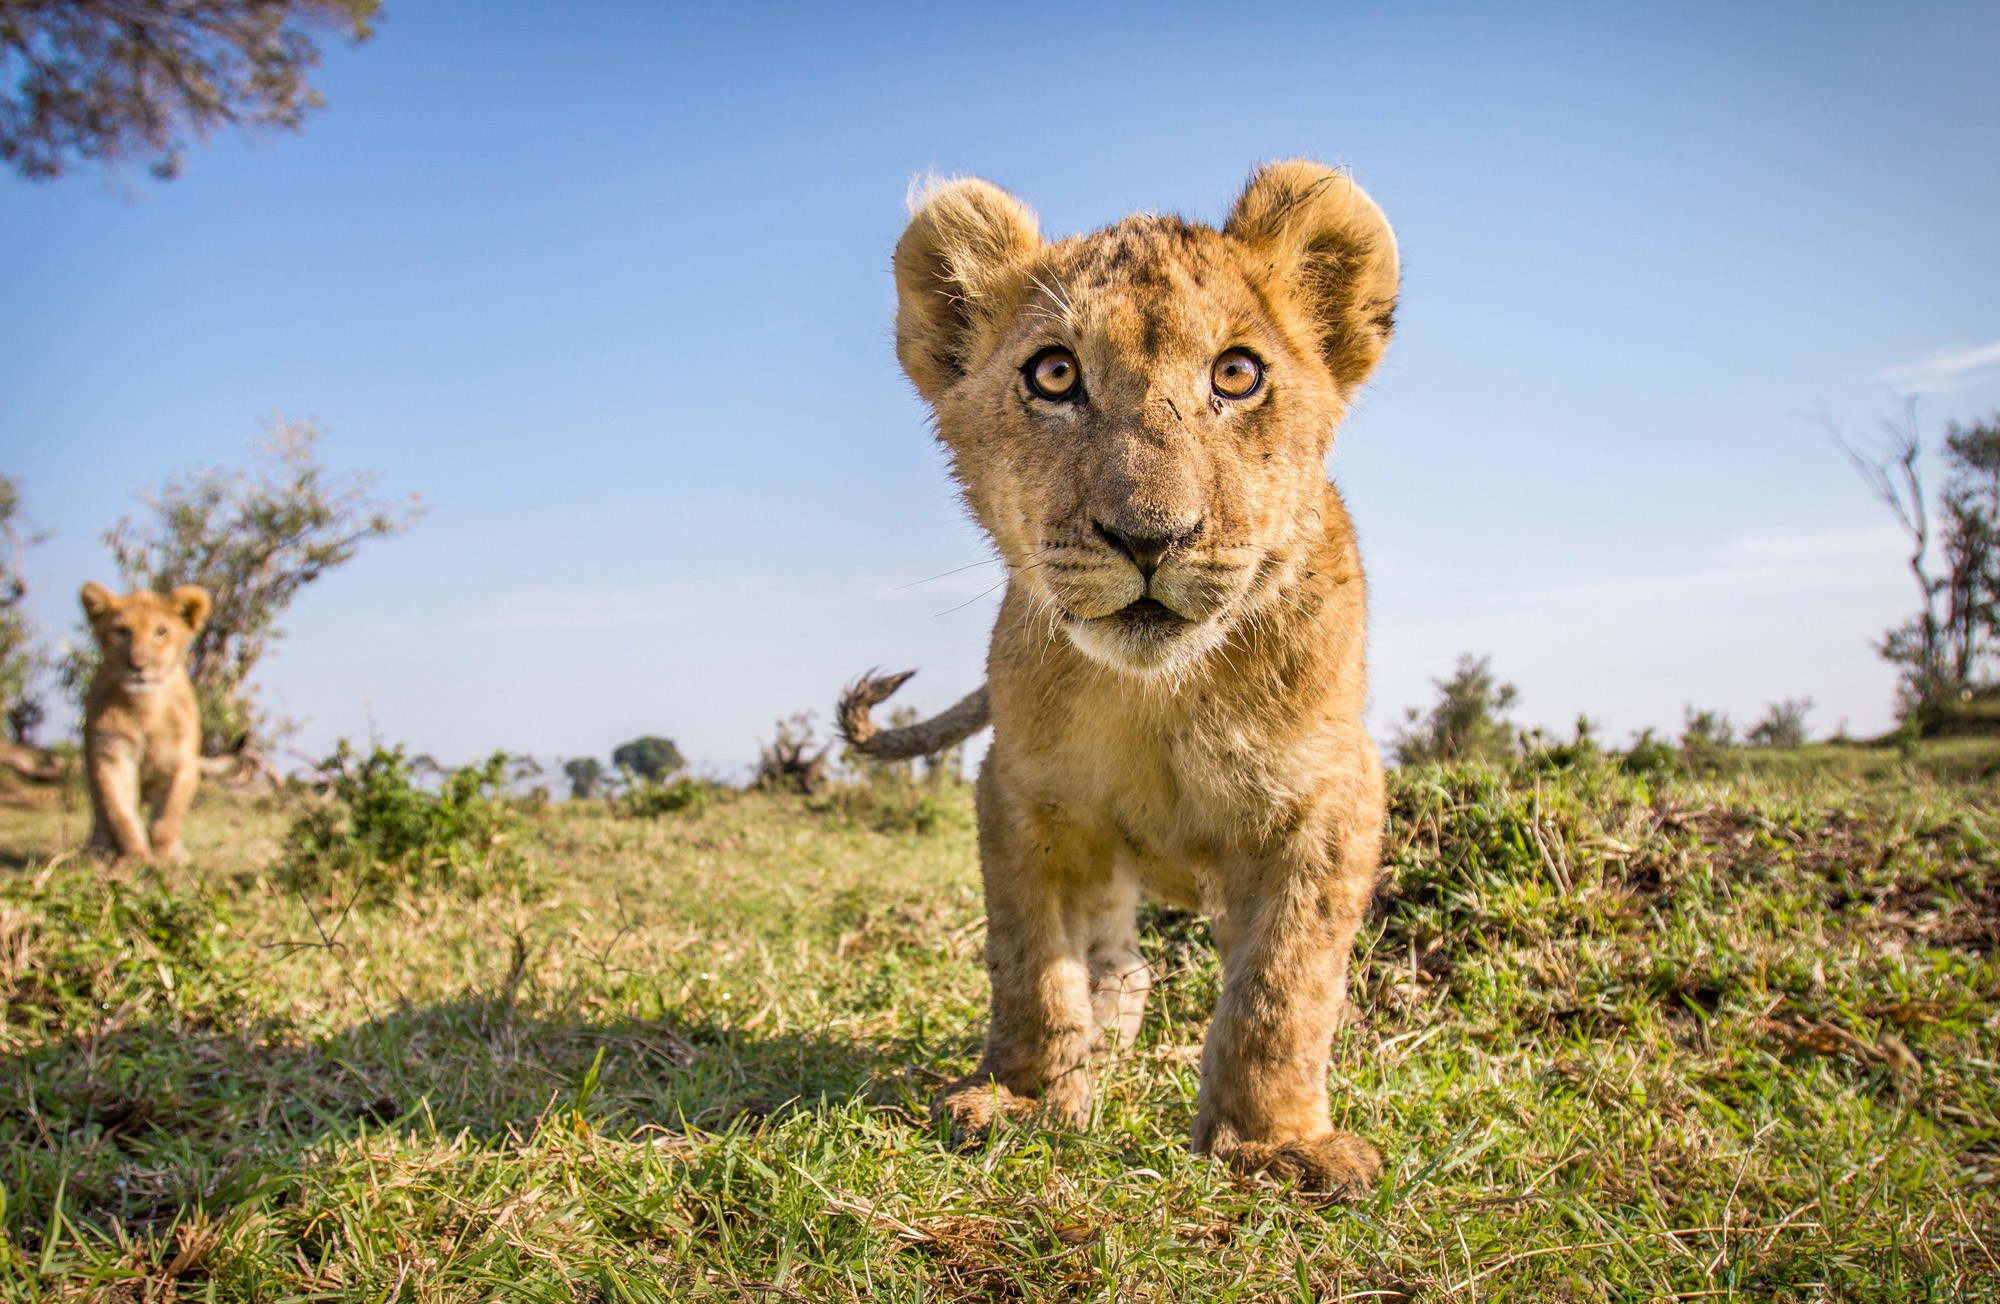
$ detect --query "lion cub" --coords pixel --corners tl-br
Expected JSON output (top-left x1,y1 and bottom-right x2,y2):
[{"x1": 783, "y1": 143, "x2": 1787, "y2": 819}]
[
  {"x1": 841, "y1": 162, "x2": 1400, "y2": 1193},
  {"x1": 80, "y1": 581, "x2": 212, "y2": 864}
]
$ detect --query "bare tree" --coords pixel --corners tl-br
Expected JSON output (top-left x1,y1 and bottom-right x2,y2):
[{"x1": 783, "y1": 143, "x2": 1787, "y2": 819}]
[
  {"x1": 757, "y1": 712, "x2": 830, "y2": 794},
  {"x1": 0, "y1": 0, "x2": 380, "y2": 181},
  {"x1": 100, "y1": 413, "x2": 422, "y2": 770},
  {"x1": 1837, "y1": 401, "x2": 2000, "y2": 723}
]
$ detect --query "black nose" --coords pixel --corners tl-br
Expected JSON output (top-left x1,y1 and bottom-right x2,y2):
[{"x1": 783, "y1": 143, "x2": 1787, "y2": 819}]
[{"x1": 1095, "y1": 519, "x2": 1200, "y2": 578}]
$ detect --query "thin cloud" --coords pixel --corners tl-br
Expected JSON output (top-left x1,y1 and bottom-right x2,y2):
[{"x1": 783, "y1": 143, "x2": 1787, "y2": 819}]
[{"x1": 1874, "y1": 339, "x2": 2000, "y2": 393}]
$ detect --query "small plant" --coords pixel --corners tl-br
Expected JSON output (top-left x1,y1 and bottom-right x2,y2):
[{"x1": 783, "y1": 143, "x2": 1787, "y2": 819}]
[
  {"x1": 1621, "y1": 727, "x2": 1680, "y2": 777},
  {"x1": 620, "y1": 775, "x2": 716, "y2": 820},
  {"x1": 275, "y1": 741, "x2": 532, "y2": 903},
  {"x1": 1394, "y1": 654, "x2": 1518, "y2": 766},
  {"x1": 1681, "y1": 707, "x2": 1734, "y2": 750},
  {"x1": 1527, "y1": 714, "x2": 1604, "y2": 771},
  {"x1": 810, "y1": 771, "x2": 969, "y2": 836},
  {"x1": 1746, "y1": 697, "x2": 1814, "y2": 749}
]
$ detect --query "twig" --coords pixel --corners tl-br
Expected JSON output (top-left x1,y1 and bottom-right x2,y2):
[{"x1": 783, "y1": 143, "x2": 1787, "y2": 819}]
[{"x1": 260, "y1": 879, "x2": 363, "y2": 959}]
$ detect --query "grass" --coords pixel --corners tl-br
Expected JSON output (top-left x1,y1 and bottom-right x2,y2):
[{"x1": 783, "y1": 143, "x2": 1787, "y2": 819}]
[{"x1": 0, "y1": 744, "x2": 1996, "y2": 1301}]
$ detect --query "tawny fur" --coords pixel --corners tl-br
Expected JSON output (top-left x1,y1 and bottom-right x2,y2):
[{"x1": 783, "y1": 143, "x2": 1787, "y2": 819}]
[
  {"x1": 844, "y1": 161, "x2": 1400, "y2": 1194},
  {"x1": 79, "y1": 581, "x2": 211, "y2": 864}
]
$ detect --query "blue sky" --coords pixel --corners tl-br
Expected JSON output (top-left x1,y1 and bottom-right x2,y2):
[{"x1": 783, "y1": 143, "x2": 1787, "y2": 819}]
[{"x1": 5, "y1": 0, "x2": 1998, "y2": 773}]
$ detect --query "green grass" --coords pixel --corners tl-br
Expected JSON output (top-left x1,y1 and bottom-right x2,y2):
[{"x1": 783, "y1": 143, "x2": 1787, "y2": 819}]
[{"x1": 1, "y1": 745, "x2": 1996, "y2": 1301}]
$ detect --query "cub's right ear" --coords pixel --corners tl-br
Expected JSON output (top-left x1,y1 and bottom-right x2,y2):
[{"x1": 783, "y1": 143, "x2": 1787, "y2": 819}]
[
  {"x1": 80, "y1": 581, "x2": 114, "y2": 620},
  {"x1": 893, "y1": 176, "x2": 1043, "y2": 403}
]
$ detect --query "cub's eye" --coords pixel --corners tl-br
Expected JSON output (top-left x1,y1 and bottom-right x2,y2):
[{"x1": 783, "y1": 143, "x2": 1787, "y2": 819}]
[
  {"x1": 1024, "y1": 347, "x2": 1081, "y2": 402},
  {"x1": 155, "y1": 626, "x2": 168, "y2": 640},
  {"x1": 1211, "y1": 348, "x2": 1264, "y2": 400}
]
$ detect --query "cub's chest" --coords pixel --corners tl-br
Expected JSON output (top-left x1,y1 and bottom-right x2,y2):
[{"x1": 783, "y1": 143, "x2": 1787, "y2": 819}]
[{"x1": 1020, "y1": 695, "x2": 1291, "y2": 855}]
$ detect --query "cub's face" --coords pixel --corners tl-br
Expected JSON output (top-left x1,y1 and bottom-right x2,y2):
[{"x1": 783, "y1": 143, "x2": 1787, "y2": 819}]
[
  {"x1": 894, "y1": 162, "x2": 1398, "y2": 675},
  {"x1": 81, "y1": 582, "x2": 211, "y2": 695}
]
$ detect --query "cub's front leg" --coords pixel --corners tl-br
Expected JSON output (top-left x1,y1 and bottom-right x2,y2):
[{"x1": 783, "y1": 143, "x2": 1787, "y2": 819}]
[
  {"x1": 1191, "y1": 837, "x2": 1383, "y2": 1195},
  {"x1": 936, "y1": 775, "x2": 1114, "y2": 1143},
  {"x1": 86, "y1": 734, "x2": 152, "y2": 863},
  {"x1": 145, "y1": 758, "x2": 201, "y2": 864}
]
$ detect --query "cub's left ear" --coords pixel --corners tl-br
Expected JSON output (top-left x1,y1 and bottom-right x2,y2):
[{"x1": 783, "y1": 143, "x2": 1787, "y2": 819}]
[
  {"x1": 1224, "y1": 160, "x2": 1399, "y2": 392},
  {"x1": 171, "y1": 585, "x2": 212, "y2": 632}
]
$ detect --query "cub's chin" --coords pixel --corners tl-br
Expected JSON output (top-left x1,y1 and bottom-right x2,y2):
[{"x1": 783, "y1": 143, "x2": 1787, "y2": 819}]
[{"x1": 1064, "y1": 598, "x2": 1225, "y2": 677}]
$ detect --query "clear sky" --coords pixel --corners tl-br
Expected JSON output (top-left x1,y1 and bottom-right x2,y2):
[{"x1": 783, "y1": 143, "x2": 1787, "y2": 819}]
[{"x1": 5, "y1": 0, "x2": 1998, "y2": 775}]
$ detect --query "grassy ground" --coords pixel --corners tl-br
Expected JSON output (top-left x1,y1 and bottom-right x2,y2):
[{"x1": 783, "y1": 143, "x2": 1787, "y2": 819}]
[{"x1": 1, "y1": 745, "x2": 1996, "y2": 1301}]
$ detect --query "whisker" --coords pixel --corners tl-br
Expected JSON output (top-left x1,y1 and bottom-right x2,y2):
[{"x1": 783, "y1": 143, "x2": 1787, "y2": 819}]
[
  {"x1": 934, "y1": 578, "x2": 1010, "y2": 616},
  {"x1": 896, "y1": 557, "x2": 1004, "y2": 589}
]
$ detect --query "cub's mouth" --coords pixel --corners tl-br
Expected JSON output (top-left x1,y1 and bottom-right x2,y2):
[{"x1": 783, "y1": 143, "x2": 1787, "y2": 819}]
[{"x1": 1109, "y1": 597, "x2": 1191, "y2": 629}]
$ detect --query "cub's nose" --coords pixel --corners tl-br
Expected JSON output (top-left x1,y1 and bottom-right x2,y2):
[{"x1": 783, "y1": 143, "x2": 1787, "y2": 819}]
[{"x1": 1094, "y1": 518, "x2": 1202, "y2": 579}]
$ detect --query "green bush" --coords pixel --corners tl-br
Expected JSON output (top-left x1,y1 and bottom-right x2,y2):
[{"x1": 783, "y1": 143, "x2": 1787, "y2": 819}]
[
  {"x1": 274, "y1": 741, "x2": 532, "y2": 903},
  {"x1": 1394, "y1": 654, "x2": 1518, "y2": 765},
  {"x1": 619, "y1": 775, "x2": 716, "y2": 819},
  {"x1": 809, "y1": 772, "x2": 970, "y2": 836},
  {"x1": 1620, "y1": 727, "x2": 1680, "y2": 777}
]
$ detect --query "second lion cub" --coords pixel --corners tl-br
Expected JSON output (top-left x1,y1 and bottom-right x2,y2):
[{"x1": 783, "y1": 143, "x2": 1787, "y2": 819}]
[{"x1": 80, "y1": 581, "x2": 212, "y2": 864}]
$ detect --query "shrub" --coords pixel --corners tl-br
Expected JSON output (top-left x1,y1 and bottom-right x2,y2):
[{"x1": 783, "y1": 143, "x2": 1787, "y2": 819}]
[
  {"x1": 1746, "y1": 698, "x2": 1814, "y2": 749},
  {"x1": 1525, "y1": 714, "x2": 1603, "y2": 771},
  {"x1": 1394, "y1": 654, "x2": 1518, "y2": 766},
  {"x1": 1620, "y1": 727, "x2": 1680, "y2": 777},
  {"x1": 620, "y1": 775, "x2": 716, "y2": 820},
  {"x1": 810, "y1": 772, "x2": 969, "y2": 836},
  {"x1": 1681, "y1": 707, "x2": 1734, "y2": 750},
  {"x1": 275, "y1": 741, "x2": 532, "y2": 903}
]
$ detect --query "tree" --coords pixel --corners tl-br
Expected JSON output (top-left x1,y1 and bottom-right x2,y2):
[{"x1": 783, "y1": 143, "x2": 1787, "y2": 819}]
[
  {"x1": 1, "y1": 477, "x2": 38, "y2": 732},
  {"x1": 1746, "y1": 697, "x2": 1813, "y2": 749},
  {"x1": 100, "y1": 414, "x2": 422, "y2": 764},
  {"x1": 1839, "y1": 403, "x2": 2000, "y2": 724},
  {"x1": 0, "y1": 476, "x2": 57, "y2": 772},
  {"x1": 1393, "y1": 654, "x2": 1518, "y2": 766},
  {"x1": 563, "y1": 756, "x2": 604, "y2": 800},
  {"x1": 611, "y1": 736, "x2": 683, "y2": 783},
  {"x1": 1, "y1": 0, "x2": 380, "y2": 181}
]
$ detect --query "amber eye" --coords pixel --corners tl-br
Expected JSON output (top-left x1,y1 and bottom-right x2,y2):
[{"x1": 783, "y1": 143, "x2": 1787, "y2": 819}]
[
  {"x1": 1211, "y1": 348, "x2": 1264, "y2": 399},
  {"x1": 1024, "y1": 347, "x2": 1081, "y2": 401},
  {"x1": 155, "y1": 626, "x2": 168, "y2": 640}
]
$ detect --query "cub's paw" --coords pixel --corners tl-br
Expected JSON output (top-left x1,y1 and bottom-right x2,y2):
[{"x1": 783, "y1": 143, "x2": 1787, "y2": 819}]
[
  {"x1": 1224, "y1": 1131, "x2": 1383, "y2": 1197},
  {"x1": 933, "y1": 1079, "x2": 1040, "y2": 1149}
]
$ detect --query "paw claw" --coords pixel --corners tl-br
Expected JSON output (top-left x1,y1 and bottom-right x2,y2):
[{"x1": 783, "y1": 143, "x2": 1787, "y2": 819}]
[{"x1": 1224, "y1": 1132, "x2": 1383, "y2": 1197}]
